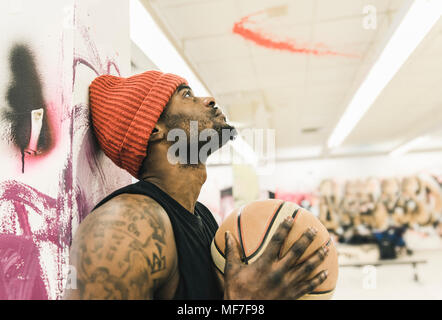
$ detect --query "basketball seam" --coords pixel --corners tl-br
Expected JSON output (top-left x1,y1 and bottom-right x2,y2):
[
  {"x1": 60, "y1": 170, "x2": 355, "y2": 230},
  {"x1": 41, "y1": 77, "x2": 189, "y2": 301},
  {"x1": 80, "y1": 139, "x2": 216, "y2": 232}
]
[
  {"x1": 214, "y1": 237, "x2": 225, "y2": 258},
  {"x1": 212, "y1": 257, "x2": 224, "y2": 274},
  {"x1": 211, "y1": 239, "x2": 225, "y2": 273},
  {"x1": 293, "y1": 207, "x2": 301, "y2": 220},
  {"x1": 246, "y1": 201, "x2": 286, "y2": 261},
  {"x1": 300, "y1": 289, "x2": 335, "y2": 300},
  {"x1": 247, "y1": 200, "x2": 285, "y2": 257},
  {"x1": 237, "y1": 206, "x2": 248, "y2": 264},
  {"x1": 307, "y1": 289, "x2": 334, "y2": 295}
]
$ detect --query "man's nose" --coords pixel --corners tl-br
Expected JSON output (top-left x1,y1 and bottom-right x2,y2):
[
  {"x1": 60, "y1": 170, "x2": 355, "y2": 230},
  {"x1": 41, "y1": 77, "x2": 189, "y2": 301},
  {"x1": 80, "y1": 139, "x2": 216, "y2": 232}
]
[{"x1": 203, "y1": 97, "x2": 216, "y2": 108}]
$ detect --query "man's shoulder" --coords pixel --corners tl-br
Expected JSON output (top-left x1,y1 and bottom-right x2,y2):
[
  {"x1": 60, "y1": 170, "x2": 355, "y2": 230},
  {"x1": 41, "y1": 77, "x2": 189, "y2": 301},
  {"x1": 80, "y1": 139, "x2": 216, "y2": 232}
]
[
  {"x1": 76, "y1": 193, "x2": 176, "y2": 249},
  {"x1": 92, "y1": 193, "x2": 171, "y2": 224}
]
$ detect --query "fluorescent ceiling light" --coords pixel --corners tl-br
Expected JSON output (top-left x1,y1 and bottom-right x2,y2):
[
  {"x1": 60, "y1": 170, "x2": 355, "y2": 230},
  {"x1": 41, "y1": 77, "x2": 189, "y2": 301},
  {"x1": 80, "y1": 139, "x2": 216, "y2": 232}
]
[
  {"x1": 328, "y1": 0, "x2": 442, "y2": 149},
  {"x1": 389, "y1": 135, "x2": 430, "y2": 157},
  {"x1": 130, "y1": 0, "x2": 258, "y2": 165},
  {"x1": 130, "y1": 0, "x2": 209, "y2": 96}
]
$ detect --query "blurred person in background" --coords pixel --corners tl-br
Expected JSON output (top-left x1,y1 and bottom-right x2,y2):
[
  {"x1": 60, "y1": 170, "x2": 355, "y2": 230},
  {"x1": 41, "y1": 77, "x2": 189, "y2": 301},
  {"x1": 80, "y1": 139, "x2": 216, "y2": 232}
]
[
  {"x1": 339, "y1": 180, "x2": 359, "y2": 231},
  {"x1": 346, "y1": 180, "x2": 377, "y2": 245},
  {"x1": 358, "y1": 177, "x2": 382, "y2": 230},
  {"x1": 378, "y1": 178, "x2": 403, "y2": 227},
  {"x1": 397, "y1": 176, "x2": 431, "y2": 227},
  {"x1": 372, "y1": 177, "x2": 413, "y2": 257},
  {"x1": 318, "y1": 179, "x2": 341, "y2": 241},
  {"x1": 418, "y1": 174, "x2": 442, "y2": 227},
  {"x1": 426, "y1": 174, "x2": 442, "y2": 237},
  {"x1": 337, "y1": 180, "x2": 373, "y2": 245}
]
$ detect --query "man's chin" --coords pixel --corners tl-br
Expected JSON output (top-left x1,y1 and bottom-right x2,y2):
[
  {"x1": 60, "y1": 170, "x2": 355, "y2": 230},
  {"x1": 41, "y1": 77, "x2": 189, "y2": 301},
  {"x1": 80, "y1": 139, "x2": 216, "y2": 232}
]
[
  {"x1": 228, "y1": 126, "x2": 238, "y2": 141},
  {"x1": 216, "y1": 120, "x2": 237, "y2": 144}
]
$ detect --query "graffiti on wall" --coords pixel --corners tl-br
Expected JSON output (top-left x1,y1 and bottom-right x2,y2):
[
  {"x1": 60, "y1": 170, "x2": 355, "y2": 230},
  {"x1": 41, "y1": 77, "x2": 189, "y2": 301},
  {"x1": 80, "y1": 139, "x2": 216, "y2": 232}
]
[
  {"x1": 3, "y1": 45, "x2": 54, "y2": 173},
  {"x1": 0, "y1": 16, "x2": 129, "y2": 299}
]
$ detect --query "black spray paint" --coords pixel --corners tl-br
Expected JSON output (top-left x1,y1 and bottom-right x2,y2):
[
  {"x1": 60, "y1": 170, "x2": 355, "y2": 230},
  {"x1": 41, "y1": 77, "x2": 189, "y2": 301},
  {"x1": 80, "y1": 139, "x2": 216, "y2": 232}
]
[{"x1": 3, "y1": 44, "x2": 52, "y2": 173}]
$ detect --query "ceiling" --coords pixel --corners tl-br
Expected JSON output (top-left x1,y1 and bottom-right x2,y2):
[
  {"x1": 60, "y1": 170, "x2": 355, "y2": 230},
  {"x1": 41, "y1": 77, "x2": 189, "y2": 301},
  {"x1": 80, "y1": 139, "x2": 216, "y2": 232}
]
[{"x1": 136, "y1": 0, "x2": 442, "y2": 160}]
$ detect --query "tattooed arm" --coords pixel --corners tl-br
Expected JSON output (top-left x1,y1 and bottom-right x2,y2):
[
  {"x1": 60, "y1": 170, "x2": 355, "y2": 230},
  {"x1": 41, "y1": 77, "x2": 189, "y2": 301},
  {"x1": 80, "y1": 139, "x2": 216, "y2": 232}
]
[{"x1": 63, "y1": 194, "x2": 178, "y2": 300}]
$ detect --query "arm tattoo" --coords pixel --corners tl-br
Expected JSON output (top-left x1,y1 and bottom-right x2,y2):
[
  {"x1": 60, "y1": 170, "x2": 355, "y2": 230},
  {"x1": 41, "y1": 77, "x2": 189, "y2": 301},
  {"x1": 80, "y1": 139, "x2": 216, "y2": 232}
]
[{"x1": 69, "y1": 196, "x2": 171, "y2": 300}]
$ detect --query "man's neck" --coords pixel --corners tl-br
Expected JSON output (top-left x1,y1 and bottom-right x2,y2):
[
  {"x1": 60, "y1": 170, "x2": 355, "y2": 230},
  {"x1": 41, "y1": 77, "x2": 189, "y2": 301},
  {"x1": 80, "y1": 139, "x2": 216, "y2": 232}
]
[{"x1": 140, "y1": 162, "x2": 207, "y2": 214}]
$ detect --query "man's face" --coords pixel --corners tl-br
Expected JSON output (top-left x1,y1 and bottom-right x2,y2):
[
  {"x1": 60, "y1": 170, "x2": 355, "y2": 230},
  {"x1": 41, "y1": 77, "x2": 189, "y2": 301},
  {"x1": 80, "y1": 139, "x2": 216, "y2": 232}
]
[{"x1": 158, "y1": 84, "x2": 237, "y2": 160}]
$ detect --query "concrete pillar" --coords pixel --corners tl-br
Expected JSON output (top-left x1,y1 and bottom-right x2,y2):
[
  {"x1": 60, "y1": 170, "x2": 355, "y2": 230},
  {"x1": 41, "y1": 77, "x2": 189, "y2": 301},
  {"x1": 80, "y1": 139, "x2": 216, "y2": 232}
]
[
  {"x1": 0, "y1": 0, "x2": 131, "y2": 299},
  {"x1": 233, "y1": 164, "x2": 260, "y2": 208}
]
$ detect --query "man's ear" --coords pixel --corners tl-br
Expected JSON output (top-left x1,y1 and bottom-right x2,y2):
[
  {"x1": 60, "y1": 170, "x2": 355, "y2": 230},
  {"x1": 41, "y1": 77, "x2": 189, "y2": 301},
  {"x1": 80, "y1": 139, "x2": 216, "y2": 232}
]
[{"x1": 149, "y1": 124, "x2": 166, "y2": 143}]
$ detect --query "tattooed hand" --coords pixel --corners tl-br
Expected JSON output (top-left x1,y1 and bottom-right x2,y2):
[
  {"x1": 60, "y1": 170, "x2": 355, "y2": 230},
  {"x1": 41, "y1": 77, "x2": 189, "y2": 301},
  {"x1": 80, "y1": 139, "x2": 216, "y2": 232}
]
[
  {"x1": 63, "y1": 194, "x2": 177, "y2": 300},
  {"x1": 223, "y1": 216, "x2": 329, "y2": 300}
]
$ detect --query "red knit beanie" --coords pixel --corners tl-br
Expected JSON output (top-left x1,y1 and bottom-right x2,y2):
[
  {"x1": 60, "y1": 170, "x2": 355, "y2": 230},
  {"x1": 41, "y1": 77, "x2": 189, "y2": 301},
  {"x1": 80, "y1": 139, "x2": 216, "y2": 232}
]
[{"x1": 89, "y1": 70, "x2": 187, "y2": 179}]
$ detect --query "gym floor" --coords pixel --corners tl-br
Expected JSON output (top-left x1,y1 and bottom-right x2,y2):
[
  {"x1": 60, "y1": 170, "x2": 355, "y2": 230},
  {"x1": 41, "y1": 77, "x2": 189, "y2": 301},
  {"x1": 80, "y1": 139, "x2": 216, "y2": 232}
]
[{"x1": 334, "y1": 245, "x2": 442, "y2": 299}]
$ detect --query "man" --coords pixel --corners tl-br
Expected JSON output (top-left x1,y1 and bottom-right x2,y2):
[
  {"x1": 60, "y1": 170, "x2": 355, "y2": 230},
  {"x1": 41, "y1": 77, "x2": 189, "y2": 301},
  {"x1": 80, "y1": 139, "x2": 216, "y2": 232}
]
[
  {"x1": 398, "y1": 176, "x2": 430, "y2": 226},
  {"x1": 64, "y1": 70, "x2": 329, "y2": 300},
  {"x1": 318, "y1": 179, "x2": 340, "y2": 235}
]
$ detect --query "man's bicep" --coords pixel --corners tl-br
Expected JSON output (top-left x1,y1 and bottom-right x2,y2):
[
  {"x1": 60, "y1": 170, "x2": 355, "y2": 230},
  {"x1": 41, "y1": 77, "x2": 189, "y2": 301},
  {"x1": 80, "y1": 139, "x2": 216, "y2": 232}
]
[
  {"x1": 65, "y1": 199, "x2": 173, "y2": 300},
  {"x1": 66, "y1": 225, "x2": 155, "y2": 299}
]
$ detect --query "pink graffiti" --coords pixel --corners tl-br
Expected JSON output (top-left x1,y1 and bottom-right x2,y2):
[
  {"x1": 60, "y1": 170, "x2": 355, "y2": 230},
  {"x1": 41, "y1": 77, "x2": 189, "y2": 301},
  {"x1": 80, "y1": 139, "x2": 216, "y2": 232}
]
[
  {"x1": 0, "y1": 180, "x2": 57, "y2": 300},
  {"x1": 0, "y1": 113, "x2": 73, "y2": 299},
  {"x1": 233, "y1": 11, "x2": 359, "y2": 58},
  {"x1": 0, "y1": 235, "x2": 47, "y2": 300},
  {"x1": 72, "y1": 25, "x2": 121, "y2": 86}
]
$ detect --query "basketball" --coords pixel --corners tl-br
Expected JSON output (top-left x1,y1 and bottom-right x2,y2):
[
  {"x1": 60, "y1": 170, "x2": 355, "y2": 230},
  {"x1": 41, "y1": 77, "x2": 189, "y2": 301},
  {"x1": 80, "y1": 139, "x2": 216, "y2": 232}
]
[{"x1": 211, "y1": 199, "x2": 339, "y2": 299}]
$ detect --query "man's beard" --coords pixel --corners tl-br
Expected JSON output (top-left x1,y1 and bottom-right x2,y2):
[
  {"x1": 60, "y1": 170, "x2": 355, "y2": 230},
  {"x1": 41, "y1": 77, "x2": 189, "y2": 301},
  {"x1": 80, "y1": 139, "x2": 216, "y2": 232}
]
[
  {"x1": 212, "y1": 119, "x2": 238, "y2": 147},
  {"x1": 163, "y1": 113, "x2": 237, "y2": 165}
]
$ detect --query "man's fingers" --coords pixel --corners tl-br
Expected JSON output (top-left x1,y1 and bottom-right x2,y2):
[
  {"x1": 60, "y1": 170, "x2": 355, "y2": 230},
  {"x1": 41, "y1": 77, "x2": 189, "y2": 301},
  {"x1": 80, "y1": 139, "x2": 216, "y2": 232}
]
[
  {"x1": 279, "y1": 227, "x2": 317, "y2": 270},
  {"x1": 291, "y1": 270, "x2": 329, "y2": 300},
  {"x1": 260, "y1": 216, "x2": 294, "y2": 262},
  {"x1": 288, "y1": 245, "x2": 329, "y2": 283},
  {"x1": 224, "y1": 232, "x2": 242, "y2": 275}
]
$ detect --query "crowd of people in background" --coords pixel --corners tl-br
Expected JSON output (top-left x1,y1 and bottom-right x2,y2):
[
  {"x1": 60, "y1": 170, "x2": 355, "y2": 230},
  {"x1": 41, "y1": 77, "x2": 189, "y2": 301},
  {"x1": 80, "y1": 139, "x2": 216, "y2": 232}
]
[{"x1": 316, "y1": 174, "x2": 442, "y2": 258}]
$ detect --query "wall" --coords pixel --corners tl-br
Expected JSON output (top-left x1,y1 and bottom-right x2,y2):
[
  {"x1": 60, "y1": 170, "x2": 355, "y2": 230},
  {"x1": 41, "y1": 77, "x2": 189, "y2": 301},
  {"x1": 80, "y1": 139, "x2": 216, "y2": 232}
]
[
  {"x1": 0, "y1": 0, "x2": 131, "y2": 300},
  {"x1": 198, "y1": 166, "x2": 233, "y2": 223},
  {"x1": 261, "y1": 151, "x2": 442, "y2": 192}
]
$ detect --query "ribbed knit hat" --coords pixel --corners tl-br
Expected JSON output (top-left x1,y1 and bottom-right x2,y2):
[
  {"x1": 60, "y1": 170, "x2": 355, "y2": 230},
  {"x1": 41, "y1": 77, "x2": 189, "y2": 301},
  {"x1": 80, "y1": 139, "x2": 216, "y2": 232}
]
[{"x1": 89, "y1": 70, "x2": 187, "y2": 179}]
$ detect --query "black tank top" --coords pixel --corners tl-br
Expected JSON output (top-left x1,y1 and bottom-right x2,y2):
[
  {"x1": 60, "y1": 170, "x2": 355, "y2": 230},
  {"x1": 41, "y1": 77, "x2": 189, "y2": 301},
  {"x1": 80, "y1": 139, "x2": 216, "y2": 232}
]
[{"x1": 93, "y1": 180, "x2": 223, "y2": 300}]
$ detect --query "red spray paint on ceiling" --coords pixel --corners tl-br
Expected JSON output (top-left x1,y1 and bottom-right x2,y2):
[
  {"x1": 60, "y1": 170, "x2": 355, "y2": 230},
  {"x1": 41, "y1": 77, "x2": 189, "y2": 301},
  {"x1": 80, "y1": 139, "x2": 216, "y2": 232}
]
[{"x1": 233, "y1": 10, "x2": 359, "y2": 58}]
